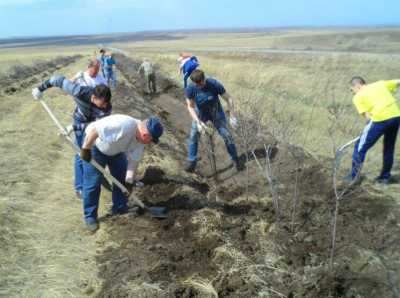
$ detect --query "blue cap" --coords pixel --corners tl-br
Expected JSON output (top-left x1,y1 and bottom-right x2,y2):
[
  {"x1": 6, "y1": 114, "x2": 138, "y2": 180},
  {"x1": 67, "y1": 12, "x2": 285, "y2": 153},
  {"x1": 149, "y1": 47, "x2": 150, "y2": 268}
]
[{"x1": 146, "y1": 117, "x2": 163, "y2": 144}]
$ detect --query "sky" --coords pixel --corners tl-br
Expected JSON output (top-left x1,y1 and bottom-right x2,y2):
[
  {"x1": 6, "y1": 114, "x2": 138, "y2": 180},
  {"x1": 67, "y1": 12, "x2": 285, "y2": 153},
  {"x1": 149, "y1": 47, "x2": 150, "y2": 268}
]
[{"x1": 0, "y1": 0, "x2": 399, "y2": 38}]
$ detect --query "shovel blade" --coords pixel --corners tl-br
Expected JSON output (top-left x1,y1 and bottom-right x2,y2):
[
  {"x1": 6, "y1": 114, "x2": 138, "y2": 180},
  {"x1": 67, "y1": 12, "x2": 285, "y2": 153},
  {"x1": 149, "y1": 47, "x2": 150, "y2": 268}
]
[{"x1": 148, "y1": 206, "x2": 167, "y2": 218}]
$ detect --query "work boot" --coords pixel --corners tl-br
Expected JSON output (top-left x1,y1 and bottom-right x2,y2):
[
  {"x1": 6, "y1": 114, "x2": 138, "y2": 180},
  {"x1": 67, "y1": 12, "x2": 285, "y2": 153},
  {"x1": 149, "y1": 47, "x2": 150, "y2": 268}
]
[
  {"x1": 85, "y1": 219, "x2": 99, "y2": 232},
  {"x1": 234, "y1": 159, "x2": 245, "y2": 172},
  {"x1": 374, "y1": 176, "x2": 392, "y2": 185},
  {"x1": 107, "y1": 206, "x2": 139, "y2": 217},
  {"x1": 185, "y1": 161, "x2": 197, "y2": 173},
  {"x1": 342, "y1": 173, "x2": 363, "y2": 185}
]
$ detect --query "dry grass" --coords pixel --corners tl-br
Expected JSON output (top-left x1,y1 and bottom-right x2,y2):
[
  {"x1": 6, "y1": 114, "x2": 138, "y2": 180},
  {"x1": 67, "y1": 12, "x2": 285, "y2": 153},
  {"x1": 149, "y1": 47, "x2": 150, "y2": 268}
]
[
  {"x1": 183, "y1": 277, "x2": 219, "y2": 298},
  {"x1": 122, "y1": 47, "x2": 400, "y2": 188},
  {"x1": 0, "y1": 54, "x2": 114, "y2": 297}
]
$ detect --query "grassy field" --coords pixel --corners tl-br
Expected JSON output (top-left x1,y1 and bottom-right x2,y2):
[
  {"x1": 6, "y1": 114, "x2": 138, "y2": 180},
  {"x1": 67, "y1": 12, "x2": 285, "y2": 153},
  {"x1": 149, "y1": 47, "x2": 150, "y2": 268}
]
[
  {"x1": 0, "y1": 28, "x2": 400, "y2": 297},
  {"x1": 121, "y1": 45, "x2": 400, "y2": 182}
]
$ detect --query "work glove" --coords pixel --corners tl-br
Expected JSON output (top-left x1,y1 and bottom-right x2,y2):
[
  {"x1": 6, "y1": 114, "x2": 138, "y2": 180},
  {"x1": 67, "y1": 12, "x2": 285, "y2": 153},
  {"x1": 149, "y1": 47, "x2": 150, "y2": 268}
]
[
  {"x1": 196, "y1": 121, "x2": 207, "y2": 135},
  {"x1": 76, "y1": 71, "x2": 84, "y2": 79},
  {"x1": 229, "y1": 116, "x2": 238, "y2": 130},
  {"x1": 32, "y1": 87, "x2": 43, "y2": 100},
  {"x1": 65, "y1": 124, "x2": 74, "y2": 136},
  {"x1": 124, "y1": 180, "x2": 144, "y2": 196},
  {"x1": 80, "y1": 148, "x2": 91, "y2": 162},
  {"x1": 58, "y1": 124, "x2": 74, "y2": 137},
  {"x1": 125, "y1": 182, "x2": 134, "y2": 195}
]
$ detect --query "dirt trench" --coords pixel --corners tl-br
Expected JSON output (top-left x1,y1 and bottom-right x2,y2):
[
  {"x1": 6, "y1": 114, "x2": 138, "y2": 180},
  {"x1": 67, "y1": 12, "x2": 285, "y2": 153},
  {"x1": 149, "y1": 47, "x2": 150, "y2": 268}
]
[
  {"x1": 0, "y1": 55, "x2": 82, "y2": 96},
  {"x1": 94, "y1": 54, "x2": 400, "y2": 298}
]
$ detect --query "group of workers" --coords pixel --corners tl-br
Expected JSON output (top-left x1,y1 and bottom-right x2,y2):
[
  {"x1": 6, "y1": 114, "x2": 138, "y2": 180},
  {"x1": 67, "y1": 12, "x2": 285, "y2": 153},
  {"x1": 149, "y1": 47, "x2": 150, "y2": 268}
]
[
  {"x1": 31, "y1": 50, "x2": 243, "y2": 232},
  {"x1": 30, "y1": 48, "x2": 400, "y2": 232}
]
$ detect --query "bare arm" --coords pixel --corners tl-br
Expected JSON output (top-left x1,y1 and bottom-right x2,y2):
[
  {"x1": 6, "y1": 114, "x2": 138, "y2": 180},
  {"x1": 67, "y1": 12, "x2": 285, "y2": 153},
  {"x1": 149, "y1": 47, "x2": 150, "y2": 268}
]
[
  {"x1": 126, "y1": 159, "x2": 139, "y2": 183},
  {"x1": 186, "y1": 98, "x2": 201, "y2": 123},
  {"x1": 220, "y1": 92, "x2": 234, "y2": 116},
  {"x1": 82, "y1": 127, "x2": 99, "y2": 149}
]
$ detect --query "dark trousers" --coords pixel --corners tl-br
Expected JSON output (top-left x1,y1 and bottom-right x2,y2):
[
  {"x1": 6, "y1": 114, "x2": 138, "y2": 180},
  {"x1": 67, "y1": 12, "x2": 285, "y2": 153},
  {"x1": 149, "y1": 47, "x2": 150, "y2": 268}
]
[{"x1": 352, "y1": 117, "x2": 400, "y2": 179}]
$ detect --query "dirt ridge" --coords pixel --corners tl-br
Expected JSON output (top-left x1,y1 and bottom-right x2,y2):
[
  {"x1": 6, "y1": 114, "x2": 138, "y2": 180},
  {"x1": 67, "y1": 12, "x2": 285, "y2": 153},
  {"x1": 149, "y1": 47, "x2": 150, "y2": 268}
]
[{"x1": 93, "y1": 53, "x2": 400, "y2": 297}]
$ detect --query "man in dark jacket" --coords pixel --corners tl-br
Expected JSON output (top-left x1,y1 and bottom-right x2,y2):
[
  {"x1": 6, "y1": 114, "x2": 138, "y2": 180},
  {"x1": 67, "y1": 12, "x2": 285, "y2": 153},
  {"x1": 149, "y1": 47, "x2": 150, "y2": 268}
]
[{"x1": 32, "y1": 75, "x2": 112, "y2": 198}]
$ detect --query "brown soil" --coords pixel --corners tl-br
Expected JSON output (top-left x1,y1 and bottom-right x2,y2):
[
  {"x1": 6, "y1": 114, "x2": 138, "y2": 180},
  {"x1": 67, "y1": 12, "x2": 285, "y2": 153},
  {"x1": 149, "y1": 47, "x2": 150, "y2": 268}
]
[
  {"x1": 94, "y1": 54, "x2": 400, "y2": 297},
  {"x1": 0, "y1": 55, "x2": 82, "y2": 96}
]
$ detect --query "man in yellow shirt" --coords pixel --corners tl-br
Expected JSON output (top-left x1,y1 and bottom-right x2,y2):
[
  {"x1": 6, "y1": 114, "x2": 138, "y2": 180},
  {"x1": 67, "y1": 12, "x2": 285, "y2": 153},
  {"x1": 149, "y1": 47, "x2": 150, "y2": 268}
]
[{"x1": 348, "y1": 76, "x2": 400, "y2": 184}]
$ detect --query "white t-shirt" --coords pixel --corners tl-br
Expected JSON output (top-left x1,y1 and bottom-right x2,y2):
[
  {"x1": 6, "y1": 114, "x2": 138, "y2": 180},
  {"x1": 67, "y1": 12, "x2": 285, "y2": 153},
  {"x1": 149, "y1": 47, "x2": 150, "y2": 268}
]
[
  {"x1": 75, "y1": 71, "x2": 107, "y2": 87},
  {"x1": 139, "y1": 61, "x2": 154, "y2": 75},
  {"x1": 86, "y1": 114, "x2": 145, "y2": 161}
]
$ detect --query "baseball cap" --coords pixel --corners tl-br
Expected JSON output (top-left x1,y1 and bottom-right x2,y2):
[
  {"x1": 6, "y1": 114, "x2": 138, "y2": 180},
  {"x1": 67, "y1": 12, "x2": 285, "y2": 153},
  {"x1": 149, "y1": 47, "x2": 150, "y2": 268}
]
[{"x1": 146, "y1": 117, "x2": 163, "y2": 144}]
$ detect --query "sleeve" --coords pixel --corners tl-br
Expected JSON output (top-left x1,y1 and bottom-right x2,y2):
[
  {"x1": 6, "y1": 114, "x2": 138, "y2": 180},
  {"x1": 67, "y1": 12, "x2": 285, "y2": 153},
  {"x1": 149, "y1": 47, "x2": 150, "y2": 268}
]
[
  {"x1": 210, "y1": 79, "x2": 226, "y2": 95},
  {"x1": 128, "y1": 145, "x2": 145, "y2": 161},
  {"x1": 383, "y1": 80, "x2": 398, "y2": 93},
  {"x1": 37, "y1": 74, "x2": 65, "y2": 91},
  {"x1": 185, "y1": 85, "x2": 194, "y2": 99},
  {"x1": 353, "y1": 94, "x2": 370, "y2": 115}
]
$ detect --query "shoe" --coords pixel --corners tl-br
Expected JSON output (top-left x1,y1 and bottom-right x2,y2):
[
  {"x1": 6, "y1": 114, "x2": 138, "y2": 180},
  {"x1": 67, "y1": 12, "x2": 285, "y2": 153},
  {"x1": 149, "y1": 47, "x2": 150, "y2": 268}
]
[
  {"x1": 185, "y1": 161, "x2": 197, "y2": 173},
  {"x1": 374, "y1": 176, "x2": 391, "y2": 185},
  {"x1": 342, "y1": 174, "x2": 363, "y2": 185},
  {"x1": 75, "y1": 189, "x2": 82, "y2": 199},
  {"x1": 107, "y1": 206, "x2": 139, "y2": 217},
  {"x1": 234, "y1": 159, "x2": 245, "y2": 172},
  {"x1": 85, "y1": 220, "x2": 99, "y2": 232}
]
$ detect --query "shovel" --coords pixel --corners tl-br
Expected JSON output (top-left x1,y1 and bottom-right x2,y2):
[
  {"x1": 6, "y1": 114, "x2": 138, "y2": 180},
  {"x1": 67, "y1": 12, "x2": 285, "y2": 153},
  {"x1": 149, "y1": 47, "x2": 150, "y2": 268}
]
[
  {"x1": 38, "y1": 99, "x2": 167, "y2": 218},
  {"x1": 334, "y1": 136, "x2": 360, "y2": 172}
]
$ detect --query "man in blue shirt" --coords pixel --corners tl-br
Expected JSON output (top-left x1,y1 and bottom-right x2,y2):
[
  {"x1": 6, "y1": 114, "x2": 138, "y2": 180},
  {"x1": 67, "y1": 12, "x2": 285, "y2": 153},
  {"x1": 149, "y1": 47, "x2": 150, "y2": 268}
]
[
  {"x1": 99, "y1": 48, "x2": 106, "y2": 78},
  {"x1": 104, "y1": 52, "x2": 117, "y2": 88},
  {"x1": 179, "y1": 53, "x2": 199, "y2": 88},
  {"x1": 184, "y1": 69, "x2": 242, "y2": 173}
]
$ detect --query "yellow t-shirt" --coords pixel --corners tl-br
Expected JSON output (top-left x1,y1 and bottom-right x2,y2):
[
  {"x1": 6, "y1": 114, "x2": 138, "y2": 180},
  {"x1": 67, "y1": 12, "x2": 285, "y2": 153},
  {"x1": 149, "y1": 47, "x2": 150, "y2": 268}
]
[{"x1": 353, "y1": 80, "x2": 400, "y2": 122}]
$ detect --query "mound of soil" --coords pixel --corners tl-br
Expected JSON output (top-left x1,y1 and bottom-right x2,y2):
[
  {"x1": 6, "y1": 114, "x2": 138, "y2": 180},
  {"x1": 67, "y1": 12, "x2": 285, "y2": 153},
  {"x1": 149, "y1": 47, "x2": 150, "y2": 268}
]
[
  {"x1": 0, "y1": 55, "x2": 82, "y2": 96},
  {"x1": 94, "y1": 54, "x2": 400, "y2": 297}
]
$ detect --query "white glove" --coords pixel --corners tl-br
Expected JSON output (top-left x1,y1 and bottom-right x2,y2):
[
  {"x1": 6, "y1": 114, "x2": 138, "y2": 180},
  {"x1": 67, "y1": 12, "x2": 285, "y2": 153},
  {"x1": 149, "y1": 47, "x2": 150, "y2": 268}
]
[
  {"x1": 134, "y1": 180, "x2": 144, "y2": 188},
  {"x1": 229, "y1": 116, "x2": 238, "y2": 129},
  {"x1": 65, "y1": 124, "x2": 74, "y2": 136},
  {"x1": 32, "y1": 87, "x2": 43, "y2": 100},
  {"x1": 196, "y1": 121, "x2": 207, "y2": 135},
  {"x1": 58, "y1": 124, "x2": 74, "y2": 137},
  {"x1": 76, "y1": 71, "x2": 84, "y2": 79}
]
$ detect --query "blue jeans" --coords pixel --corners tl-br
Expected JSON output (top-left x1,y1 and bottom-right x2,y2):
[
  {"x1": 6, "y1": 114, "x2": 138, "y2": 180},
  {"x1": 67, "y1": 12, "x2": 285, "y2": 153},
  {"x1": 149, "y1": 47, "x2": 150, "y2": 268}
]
[
  {"x1": 187, "y1": 113, "x2": 238, "y2": 164},
  {"x1": 82, "y1": 146, "x2": 128, "y2": 222},
  {"x1": 105, "y1": 69, "x2": 116, "y2": 88},
  {"x1": 73, "y1": 119, "x2": 85, "y2": 192},
  {"x1": 352, "y1": 117, "x2": 400, "y2": 179}
]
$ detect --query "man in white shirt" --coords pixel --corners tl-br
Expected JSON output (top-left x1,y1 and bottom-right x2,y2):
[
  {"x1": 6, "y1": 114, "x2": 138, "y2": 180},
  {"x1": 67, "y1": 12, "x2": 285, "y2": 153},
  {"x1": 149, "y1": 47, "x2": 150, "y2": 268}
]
[
  {"x1": 79, "y1": 114, "x2": 164, "y2": 232},
  {"x1": 71, "y1": 59, "x2": 107, "y2": 88}
]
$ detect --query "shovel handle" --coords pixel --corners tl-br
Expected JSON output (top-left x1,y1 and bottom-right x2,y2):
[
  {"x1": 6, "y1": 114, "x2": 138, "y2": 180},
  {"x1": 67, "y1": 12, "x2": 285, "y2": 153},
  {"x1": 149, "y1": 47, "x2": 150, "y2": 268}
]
[{"x1": 39, "y1": 99, "x2": 145, "y2": 209}]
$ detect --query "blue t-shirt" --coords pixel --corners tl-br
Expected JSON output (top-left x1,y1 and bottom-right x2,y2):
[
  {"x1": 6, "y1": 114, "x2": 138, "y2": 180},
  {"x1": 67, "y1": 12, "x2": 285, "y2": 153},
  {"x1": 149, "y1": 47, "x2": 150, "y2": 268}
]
[
  {"x1": 104, "y1": 56, "x2": 116, "y2": 71},
  {"x1": 185, "y1": 78, "x2": 226, "y2": 121},
  {"x1": 182, "y1": 56, "x2": 199, "y2": 75}
]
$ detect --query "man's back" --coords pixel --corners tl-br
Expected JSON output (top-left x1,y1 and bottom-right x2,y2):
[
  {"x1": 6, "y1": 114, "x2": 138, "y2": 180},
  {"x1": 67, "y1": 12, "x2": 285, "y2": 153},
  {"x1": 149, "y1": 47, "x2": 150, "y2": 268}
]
[
  {"x1": 140, "y1": 61, "x2": 154, "y2": 75},
  {"x1": 353, "y1": 80, "x2": 400, "y2": 122},
  {"x1": 76, "y1": 72, "x2": 107, "y2": 88}
]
